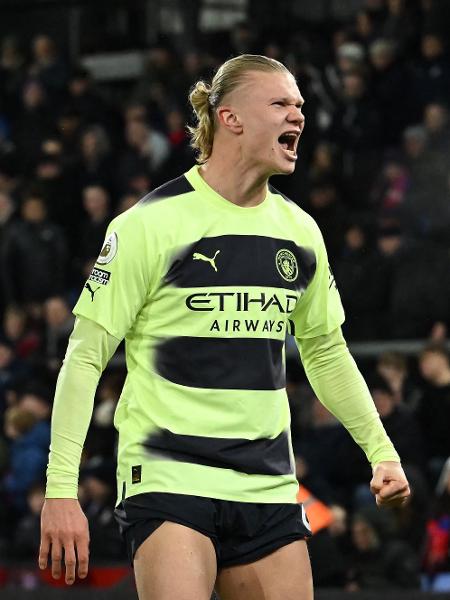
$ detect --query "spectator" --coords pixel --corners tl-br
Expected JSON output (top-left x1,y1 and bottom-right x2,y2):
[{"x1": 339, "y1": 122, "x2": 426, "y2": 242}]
[
  {"x1": 0, "y1": 161, "x2": 19, "y2": 198},
  {"x1": 42, "y1": 296, "x2": 74, "y2": 374},
  {"x1": 116, "y1": 191, "x2": 139, "y2": 215},
  {"x1": 412, "y1": 32, "x2": 450, "y2": 115},
  {"x1": 33, "y1": 150, "x2": 77, "y2": 237},
  {"x1": 0, "y1": 191, "x2": 16, "y2": 315},
  {"x1": 314, "y1": 40, "x2": 366, "y2": 142},
  {"x1": 13, "y1": 79, "x2": 54, "y2": 172},
  {"x1": 0, "y1": 191, "x2": 15, "y2": 245},
  {"x1": 85, "y1": 371, "x2": 123, "y2": 459},
  {"x1": 79, "y1": 457, "x2": 126, "y2": 560},
  {"x1": 67, "y1": 66, "x2": 118, "y2": 133},
  {"x1": 424, "y1": 102, "x2": 450, "y2": 155},
  {"x1": 2, "y1": 405, "x2": 50, "y2": 514},
  {"x1": 422, "y1": 0, "x2": 450, "y2": 34},
  {"x1": 371, "y1": 152, "x2": 409, "y2": 220},
  {"x1": 28, "y1": 35, "x2": 68, "y2": 100},
  {"x1": 369, "y1": 38, "x2": 413, "y2": 143},
  {"x1": 56, "y1": 106, "x2": 84, "y2": 170},
  {"x1": 117, "y1": 116, "x2": 170, "y2": 193},
  {"x1": 0, "y1": 340, "x2": 29, "y2": 421},
  {"x1": 388, "y1": 465, "x2": 430, "y2": 555},
  {"x1": 345, "y1": 507, "x2": 421, "y2": 590},
  {"x1": 353, "y1": 9, "x2": 380, "y2": 50},
  {"x1": 328, "y1": 71, "x2": 382, "y2": 206},
  {"x1": 75, "y1": 125, "x2": 115, "y2": 197},
  {"x1": 176, "y1": 50, "x2": 211, "y2": 101},
  {"x1": 308, "y1": 142, "x2": 343, "y2": 196},
  {"x1": 12, "y1": 481, "x2": 45, "y2": 559},
  {"x1": 0, "y1": 35, "x2": 26, "y2": 114},
  {"x1": 368, "y1": 375, "x2": 425, "y2": 470},
  {"x1": 17, "y1": 385, "x2": 52, "y2": 423},
  {"x1": 2, "y1": 305, "x2": 40, "y2": 360},
  {"x1": 229, "y1": 21, "x2": 259, "y2": 56},
  {"x1": 380, "y1": 0, "x2": 417, "y2": 54},
  {"x1": 334, "y1": 221, "x2": 388, "y2": 340},
  {"x1": 376, "y1": 224, "x2": 450, "y2": 338},
  {"x1": 376, "y1": 351, "x2": 421, "y2": 409},
  {"x1": 1, "y1": 192, "x2": 67, "y2": 307},
  {"x1": 304, "y1": 179, "x2": 346, "y2": 261},
  {"x1": 400, "y1": 123, "x2": 449, "y2": 239},
  {"x1": 417, "y1": 343, "x2": 450, "y2": 482},
  {"x1": 423, "y1": 458, "x2": 450, "y2": 575},
  {"x1": 166, "y1": 107, "x2": 189, "y2": 150},
  {"x1": 131, "y1": 44, "x2": 179, "y2": 103},
  {"x1": 75, "y1": 185, "x2": 111, "y2": 276},
  {"x1": 296, "y1": 396, "x2": 369, "y2": 507}
]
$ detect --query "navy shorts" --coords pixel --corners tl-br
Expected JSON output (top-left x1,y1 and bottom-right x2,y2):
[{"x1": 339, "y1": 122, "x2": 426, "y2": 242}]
[{"x1": 114, "y1": 492, "x2": 311, "y2": 568}]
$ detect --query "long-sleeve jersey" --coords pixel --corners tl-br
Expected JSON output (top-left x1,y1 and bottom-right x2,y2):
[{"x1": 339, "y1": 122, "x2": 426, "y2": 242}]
[{"x1": 46, "y1": 166, "x2": 400, "y2": 504}]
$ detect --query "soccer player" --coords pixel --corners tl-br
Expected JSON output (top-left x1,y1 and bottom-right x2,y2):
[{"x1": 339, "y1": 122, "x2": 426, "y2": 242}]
[{"x1": 40, "y1": 55, "x2": 410, "y2": 599}]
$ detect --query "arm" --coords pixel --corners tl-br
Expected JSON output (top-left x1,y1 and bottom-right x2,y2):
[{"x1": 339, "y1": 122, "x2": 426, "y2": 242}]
[
  {"x1": 40, "y1": 205, "x2": 159, "y2": 583},
  {"x1": 297, "y1": 327, "x2": 410, "y2": 507},
  {"x1": 40, "y1": 316, "x2": 120, "y2": 584}
]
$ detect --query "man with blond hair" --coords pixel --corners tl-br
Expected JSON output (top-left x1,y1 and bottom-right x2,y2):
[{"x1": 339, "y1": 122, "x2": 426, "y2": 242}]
[{"x1": 40, "y1": 54, "x2": 409, "y2": 599}]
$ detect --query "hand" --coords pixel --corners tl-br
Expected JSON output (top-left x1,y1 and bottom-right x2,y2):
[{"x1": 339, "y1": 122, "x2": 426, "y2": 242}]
[
  {"x1": 370, "y1": 461, "x2": 410, "y2": 507},
  {"x1": 39, "y1": 498, "x2": 90, "y2": 585}
]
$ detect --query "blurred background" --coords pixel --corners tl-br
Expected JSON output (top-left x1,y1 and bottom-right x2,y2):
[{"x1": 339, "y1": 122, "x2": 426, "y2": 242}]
[{"x1": 0, "y1": 0, "x2": 450, "y2": 597}]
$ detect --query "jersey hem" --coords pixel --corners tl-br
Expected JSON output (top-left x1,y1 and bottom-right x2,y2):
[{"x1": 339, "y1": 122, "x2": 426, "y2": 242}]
[{"x1": 118, "y1": 483, "x2": 300, "y2": 507}]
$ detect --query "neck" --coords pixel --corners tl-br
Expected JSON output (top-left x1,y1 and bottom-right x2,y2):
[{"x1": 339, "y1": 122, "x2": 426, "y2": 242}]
[{"x1": 199, "y1": 146, "x2": 269, "y2": 208}]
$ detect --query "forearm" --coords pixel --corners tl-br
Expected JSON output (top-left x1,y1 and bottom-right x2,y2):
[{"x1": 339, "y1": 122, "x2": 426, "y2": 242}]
[
  {"x1": 46, "y1": 317, "x2": 120, "y2": 498},
  {"x1": 297, "y1": 327, "x2": 400, "y2": 467}
]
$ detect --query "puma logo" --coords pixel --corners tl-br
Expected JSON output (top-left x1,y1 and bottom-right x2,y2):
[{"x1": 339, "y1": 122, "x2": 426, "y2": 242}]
[
  {"x1": 193, "y1": 250, "x2": 220, "y2": 272},
  {"x1": 85, "y1": 282, "x2": 100, "y2": 302}
]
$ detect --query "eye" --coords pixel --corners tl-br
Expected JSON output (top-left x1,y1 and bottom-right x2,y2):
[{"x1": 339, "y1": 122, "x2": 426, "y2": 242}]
[{"x1": 272, "y1": 101, "x2": 284, "y2": 106}]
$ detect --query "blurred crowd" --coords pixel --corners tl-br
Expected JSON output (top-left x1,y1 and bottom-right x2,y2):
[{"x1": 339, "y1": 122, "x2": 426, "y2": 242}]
[{"x1": 0, "y1": 0, "x2": 450, "y2": 590}]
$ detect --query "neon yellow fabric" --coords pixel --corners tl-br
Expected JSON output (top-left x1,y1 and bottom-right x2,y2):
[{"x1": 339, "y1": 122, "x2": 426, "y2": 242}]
[
  {"x1": 298, "y1": 327, "x2": 400, "y2": 466},
  {"x1": 45, "y1": 317, "x2": 119, "y2": 498},
  {"x1": 67, "y1": 166, "x2": 347, "y2": 505},
  {"x1": 45, "y1": 166, "x2": 397, "y2": 505}
]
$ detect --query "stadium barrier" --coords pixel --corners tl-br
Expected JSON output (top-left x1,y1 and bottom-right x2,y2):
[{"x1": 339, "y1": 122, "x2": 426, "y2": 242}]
[
  {"x1": 2, "y1": 587, "x2": 450, "y2": 600},
  {"x1": 1, "y1": 565, "x2": 450, "y2": 599}
]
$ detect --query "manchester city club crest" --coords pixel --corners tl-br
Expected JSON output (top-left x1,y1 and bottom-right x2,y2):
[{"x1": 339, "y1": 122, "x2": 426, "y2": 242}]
[{"x1": 276, "y1": 249, "x2": 298, "y2": 282}]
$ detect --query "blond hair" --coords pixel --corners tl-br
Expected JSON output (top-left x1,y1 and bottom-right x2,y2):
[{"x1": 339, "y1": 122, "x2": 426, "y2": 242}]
[{"x1": 188, "y1": 54, "x2": 292, "y2": 164}]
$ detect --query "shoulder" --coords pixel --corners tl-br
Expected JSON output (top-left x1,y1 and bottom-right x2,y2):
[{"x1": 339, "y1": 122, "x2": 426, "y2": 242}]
[
  {"x1": 268, "y1": 184, "x2": 323, "y2": 241},
  {"x1": 140, "y1": 174, "x2": 194, "y2": 205},
  {"x1": 112, "y1": 174, "x2": 195, "y2": 228},
  {"x1": 105, "y1": 174, "x2": 197, "y2": 249}
]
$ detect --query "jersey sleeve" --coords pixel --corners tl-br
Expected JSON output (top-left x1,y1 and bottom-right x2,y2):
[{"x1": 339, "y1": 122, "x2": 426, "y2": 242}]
[
  {"x1": 46, "y1": 317, "x2": 120, "y2": 498},
  {"x1": 73, "y1": 206, "x2": 158, "y2": 340},
  {"x1": 298, "y1": 327, "x2": 400, "y2": 466},
  {"x1": 290, "y1": 220, "x2": 345, "y2": 339}
]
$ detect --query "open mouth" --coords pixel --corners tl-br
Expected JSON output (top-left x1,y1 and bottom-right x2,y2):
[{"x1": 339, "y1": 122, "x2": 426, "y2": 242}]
[{"x1": 278, "y1": 132, "x2": 299, "y2": 157}]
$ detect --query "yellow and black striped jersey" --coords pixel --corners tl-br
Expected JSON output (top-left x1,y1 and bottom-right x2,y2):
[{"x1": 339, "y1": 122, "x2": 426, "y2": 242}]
[{"x1": 73, "y1": 165, "x2": 345, "y2": 504}]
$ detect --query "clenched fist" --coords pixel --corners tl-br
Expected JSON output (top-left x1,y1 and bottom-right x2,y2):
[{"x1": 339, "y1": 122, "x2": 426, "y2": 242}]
[{"x1": 370, "y1": 461, "x2": 410, "y2": 508}]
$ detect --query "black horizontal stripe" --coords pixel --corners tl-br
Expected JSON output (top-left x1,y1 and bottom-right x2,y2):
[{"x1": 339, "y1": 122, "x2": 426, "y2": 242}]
[
  {"x1": 139, "y1": 174, "x2": 193, "y2": 203},
  {"x1": 155, "y1": 336, "x2": 285, "y2": 390},
  {"x1": 164, "y1": 235, "x2": 316, "y2": 292},
  {"x1": 143, "y1": 428, "x2": 293, "y2": 476}
]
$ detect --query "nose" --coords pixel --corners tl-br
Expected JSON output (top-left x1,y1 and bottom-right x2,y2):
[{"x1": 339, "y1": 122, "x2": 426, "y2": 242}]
[{"x1": 287, "y1": 105, "x2": 305, "y2": 128}]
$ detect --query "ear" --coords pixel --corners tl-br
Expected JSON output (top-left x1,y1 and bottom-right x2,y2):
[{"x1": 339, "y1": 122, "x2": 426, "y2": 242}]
[{"x1": 216, "y1": 105, "x2": 243, "y2": 134}]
